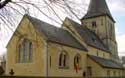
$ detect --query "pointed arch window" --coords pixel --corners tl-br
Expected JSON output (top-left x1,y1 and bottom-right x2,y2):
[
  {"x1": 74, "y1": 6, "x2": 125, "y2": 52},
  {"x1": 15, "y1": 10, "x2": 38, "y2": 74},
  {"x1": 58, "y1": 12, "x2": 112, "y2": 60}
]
[{"x1": 59, "y1": 51, "x2": 68, "y2": 68}]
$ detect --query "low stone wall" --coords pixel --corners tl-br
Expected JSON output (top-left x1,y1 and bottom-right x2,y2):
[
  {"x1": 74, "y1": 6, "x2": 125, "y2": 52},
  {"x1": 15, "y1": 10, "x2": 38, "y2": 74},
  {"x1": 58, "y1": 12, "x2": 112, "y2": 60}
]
[{"x1": 0, "y1": 76, "x2": 124, "y2": 78}]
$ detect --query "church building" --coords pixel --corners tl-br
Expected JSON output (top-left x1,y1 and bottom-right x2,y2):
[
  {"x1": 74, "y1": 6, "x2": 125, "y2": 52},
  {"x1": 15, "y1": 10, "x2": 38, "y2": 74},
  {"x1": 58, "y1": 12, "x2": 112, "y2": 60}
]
[{"x1": 6, "y1": 0, "x2": 124, "y2": 77}]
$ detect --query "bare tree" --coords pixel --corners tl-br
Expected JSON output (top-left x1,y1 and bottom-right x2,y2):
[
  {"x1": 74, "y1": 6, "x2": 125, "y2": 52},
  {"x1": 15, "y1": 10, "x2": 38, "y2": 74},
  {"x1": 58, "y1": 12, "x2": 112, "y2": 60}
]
[
  {"x1": 0, "y1": 0, "x2": 88, "y2": 30},
  {"x1": 0, "y1": 0, "x2": 88, "y2": 51}
]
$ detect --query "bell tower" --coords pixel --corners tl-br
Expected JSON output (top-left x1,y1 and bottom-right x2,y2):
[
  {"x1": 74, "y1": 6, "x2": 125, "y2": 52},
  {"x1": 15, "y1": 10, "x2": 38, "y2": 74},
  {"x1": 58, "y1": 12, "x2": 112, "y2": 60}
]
[{"x1": 81, "y1": 0, "x2": 119, "y2": 60}]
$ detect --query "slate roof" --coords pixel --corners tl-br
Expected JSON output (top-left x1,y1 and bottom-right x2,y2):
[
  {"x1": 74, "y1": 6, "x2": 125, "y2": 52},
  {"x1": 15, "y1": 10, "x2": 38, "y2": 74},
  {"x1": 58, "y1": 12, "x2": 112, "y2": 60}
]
[
  {"x1": 88, "y1": 55, "x2": 123, "y2": 69},
  {"x1": 82, "y1": 0, "x2": 115, "y2": 22},
  {"x1": 65, "y1": 18, "x2": 109, "y2": 52},
  {"x1": 26, "y1": 15, "x2": 87, "y2": 51}
]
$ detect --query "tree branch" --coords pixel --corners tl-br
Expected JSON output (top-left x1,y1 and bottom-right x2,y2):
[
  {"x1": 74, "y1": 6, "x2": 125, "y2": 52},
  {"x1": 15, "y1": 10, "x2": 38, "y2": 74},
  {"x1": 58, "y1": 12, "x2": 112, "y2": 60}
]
[{"x1": 0, "y1": 0, "x2": 11, "y2": 9}]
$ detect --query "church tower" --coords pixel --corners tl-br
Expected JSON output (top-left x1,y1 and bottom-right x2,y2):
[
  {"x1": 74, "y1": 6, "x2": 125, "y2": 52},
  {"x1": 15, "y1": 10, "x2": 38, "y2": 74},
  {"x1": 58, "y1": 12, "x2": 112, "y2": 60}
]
[{"x1": 81, "y1": 0, "x2": 119, "y2": 61}]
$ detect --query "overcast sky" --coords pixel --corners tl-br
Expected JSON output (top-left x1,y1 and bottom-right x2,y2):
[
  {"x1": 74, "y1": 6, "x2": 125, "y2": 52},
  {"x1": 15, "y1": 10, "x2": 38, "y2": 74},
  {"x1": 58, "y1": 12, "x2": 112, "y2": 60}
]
[
  {"x1": 107, "y1": 0, "x2": 125, "y2": 56},
  {"x1": 0, "y1": 0, "x2": 125, "y2": 57}
]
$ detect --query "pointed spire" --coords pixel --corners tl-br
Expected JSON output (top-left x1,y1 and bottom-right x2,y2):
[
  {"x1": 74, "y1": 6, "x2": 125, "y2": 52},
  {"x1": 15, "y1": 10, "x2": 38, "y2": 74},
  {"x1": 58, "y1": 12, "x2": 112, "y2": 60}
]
[{"x1": 82, "y1": 0, "x2": 115, "y2": 22}]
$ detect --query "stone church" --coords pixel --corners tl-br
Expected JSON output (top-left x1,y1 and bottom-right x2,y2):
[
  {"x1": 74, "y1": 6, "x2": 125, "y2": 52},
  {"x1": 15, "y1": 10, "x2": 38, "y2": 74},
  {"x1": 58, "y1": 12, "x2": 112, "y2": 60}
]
[{"x1": 6, "y1": 0, "x2": 124, "y2": 77}]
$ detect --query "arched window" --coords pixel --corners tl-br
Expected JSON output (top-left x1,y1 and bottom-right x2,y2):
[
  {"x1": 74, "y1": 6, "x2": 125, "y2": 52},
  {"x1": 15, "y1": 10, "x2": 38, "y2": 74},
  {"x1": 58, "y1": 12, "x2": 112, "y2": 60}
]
[
  {"x1": 59, "y1": 51, "x2": 68, "y2": 68},
  {"x1": 74, "y1": 54, "x2": 81, "y2": 69}
]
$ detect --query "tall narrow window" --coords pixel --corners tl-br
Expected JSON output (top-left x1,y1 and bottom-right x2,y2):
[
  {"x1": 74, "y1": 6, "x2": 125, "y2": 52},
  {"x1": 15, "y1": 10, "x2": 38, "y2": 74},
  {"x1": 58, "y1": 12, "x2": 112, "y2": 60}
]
[
  {"x1": 110, "y1": 23, "x2": 113, "y2": 38},
  {"x1": 91, "y1": 21, "x2": 97, "y2": 32},
  {"x1": 59, "y1": 53, "x2": 63, "y2": 67},
  {"x1": 97, "y1": 51, "x2": 99, "y2": 56},
  {"x1": 18, "y1": 45, "x2": 21, "y2": 62},
  {"x1": 29, "y1": 42, "x2": 32, "y2": 62},
  {"x1": 107, "y1": 70, "x2": 110, "y2": 77},
  {"x1": 113, "y1": 71, "x2": 116, "y2": 76},
  {"x1": 76, "y1": 56, "x2": 79, "y2": 63},
  {"x1": 50, "y1": 56, "x2": 51, "y2": 67},
  {"x1": 23, "y1": 39, "x2": 28, "y2": 62},
  {"x1": 63, "y1": 55, "x2": 66, "y2": 67},
  {"x1": 119, "y1": 71, "x2": 121, "y2": 76}
]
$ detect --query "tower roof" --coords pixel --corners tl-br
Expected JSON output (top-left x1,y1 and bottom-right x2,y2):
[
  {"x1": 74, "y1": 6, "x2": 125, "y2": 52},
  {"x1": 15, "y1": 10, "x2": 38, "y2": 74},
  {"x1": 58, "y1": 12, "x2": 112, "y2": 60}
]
[{"x1": 82, "y1": 0, "x2": 115, "y2": 22}]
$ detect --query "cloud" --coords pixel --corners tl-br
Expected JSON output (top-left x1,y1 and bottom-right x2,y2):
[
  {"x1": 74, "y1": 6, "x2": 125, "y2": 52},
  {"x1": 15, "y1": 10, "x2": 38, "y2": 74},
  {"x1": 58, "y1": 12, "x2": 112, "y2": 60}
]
[
  {"x1": 116, "y1": 34, "x2": 125, "y2": 56},
  {"x1": 0, "y1": 44, "x2": 6, "y2": 56},
  {"x1": 107, "y1": 0, "x2": 125, "y2": 56},
  {"x1": 0, "y1": 28, "x2": 11, "y2": 55},
  {"x1": 115, "y1": 28, "x2": 122, "y2": 35},
  {"x1": 107, "y1": 0, "x2": 125, "y2": 15}
]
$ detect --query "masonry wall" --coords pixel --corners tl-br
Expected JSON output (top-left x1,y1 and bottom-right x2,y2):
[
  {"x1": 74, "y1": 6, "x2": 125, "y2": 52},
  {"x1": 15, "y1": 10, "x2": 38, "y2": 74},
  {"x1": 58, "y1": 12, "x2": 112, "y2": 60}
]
[
  {"x1": 88, "y1": 46, "x2": 110, "y2": 59},
  {"x1": 87, "y1": 57, "x2": 105, "y2": 77},
  {"x1": 104, "y1": 68, "x2": 123, "y2": 77},
  {"x1": 6, "y1": 17, "x2": 46, "y2": 76},
  {"x1": 47, "y1": 42, "x2": 87, "y2": 77}
]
